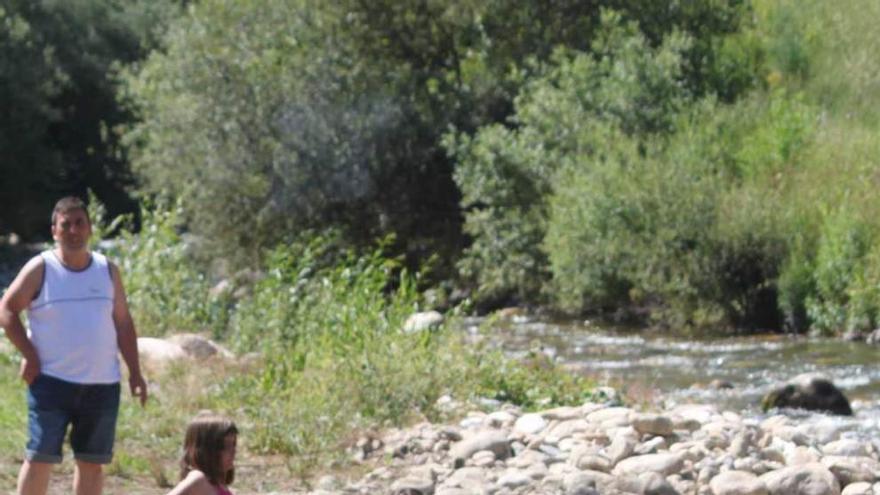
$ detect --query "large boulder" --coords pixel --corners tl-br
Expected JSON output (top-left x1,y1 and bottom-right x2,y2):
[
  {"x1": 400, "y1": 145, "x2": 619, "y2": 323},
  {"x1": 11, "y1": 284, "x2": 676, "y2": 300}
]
[
  {"x1": 138, "y1": 337, "x2": 186, "y2": 365},
  {"x1": 761, "y1": 373, "x2": 852, "y2": 416}
]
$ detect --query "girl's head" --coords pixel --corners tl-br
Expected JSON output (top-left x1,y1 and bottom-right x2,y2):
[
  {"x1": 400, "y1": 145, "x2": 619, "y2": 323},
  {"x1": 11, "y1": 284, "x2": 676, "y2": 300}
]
[{"x1": 180, "y1": 412, "x2": 238, "y2": 485}]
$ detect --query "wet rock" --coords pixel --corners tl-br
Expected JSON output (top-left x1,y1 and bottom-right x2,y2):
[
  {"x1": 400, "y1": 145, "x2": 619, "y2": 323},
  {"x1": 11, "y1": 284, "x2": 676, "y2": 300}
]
[{"x1": 761, "y1": 373, "x2": 852, "y2": 416}]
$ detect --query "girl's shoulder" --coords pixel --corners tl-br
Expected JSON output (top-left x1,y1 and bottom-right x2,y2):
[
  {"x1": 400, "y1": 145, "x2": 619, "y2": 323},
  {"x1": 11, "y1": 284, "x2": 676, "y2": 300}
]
[{"x1": 165, "y1": 470, "x2": 216, "y2": 495}]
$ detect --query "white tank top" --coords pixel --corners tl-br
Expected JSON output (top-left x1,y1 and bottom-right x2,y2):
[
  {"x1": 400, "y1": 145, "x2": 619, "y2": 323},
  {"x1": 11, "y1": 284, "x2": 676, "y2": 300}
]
[{"x1": 27, "y1": 250, "x2": 121, "y2": 384}]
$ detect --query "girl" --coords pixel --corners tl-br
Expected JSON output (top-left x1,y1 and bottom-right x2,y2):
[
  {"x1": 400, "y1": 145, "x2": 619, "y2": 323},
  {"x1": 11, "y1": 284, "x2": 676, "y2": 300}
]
[{"x1": 166, "y1": 412, "x2": 238, "y2": 495}]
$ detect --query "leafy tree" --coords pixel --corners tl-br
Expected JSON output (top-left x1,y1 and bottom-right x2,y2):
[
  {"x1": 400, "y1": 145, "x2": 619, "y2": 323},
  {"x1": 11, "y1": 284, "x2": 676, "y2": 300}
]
[
  {"x1": 0, "y1": 6, "x2": 63, "y2": 236},
  {"x1": 0, "y1": 0, "x2": 180, "y2": 239},
  {"x1": 122, "y1": 0, "x2": 754, "y2": 269},
  {"x1": 450, "y1": 12, "x2": 698, "y2": 306}
]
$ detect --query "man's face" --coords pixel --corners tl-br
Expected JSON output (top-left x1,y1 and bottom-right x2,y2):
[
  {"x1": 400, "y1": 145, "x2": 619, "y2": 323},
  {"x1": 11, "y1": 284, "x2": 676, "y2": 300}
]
[{"x1": 51, "y1": 208, "x2": 92, "y2": 251}]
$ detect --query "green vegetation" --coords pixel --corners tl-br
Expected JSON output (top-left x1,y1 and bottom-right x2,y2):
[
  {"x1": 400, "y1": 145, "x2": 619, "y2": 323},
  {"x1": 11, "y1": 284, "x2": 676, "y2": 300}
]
[
  {"x1": 4, "y1": 0, "x2": 880, "y2": 487},
  {"x1": 453, "y1": 0, "x2": 880, "y2": 333},
  {"x1": 0, "y1": 0, "x2": 181, "y2": 238},
  {"x1": 28, "y1": 205, "x2": 590, "y2": 481}
]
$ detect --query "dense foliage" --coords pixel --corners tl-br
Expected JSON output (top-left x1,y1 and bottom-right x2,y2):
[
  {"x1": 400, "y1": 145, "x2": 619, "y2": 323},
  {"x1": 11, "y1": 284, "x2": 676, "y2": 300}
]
[
  {"x1": 0, "y1": 0, "x2": 180, "y2": 238},
  {"x1": 121, "y1": 0, "x2": 749, "y2": 267}
]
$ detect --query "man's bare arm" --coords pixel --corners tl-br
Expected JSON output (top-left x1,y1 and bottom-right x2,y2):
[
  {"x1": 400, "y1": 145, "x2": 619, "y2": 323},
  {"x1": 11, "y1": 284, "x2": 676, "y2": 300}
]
[
  {"x1": 110, "y1": 262, "x2": 148, "y2": 406},
  {"x1": 0, "y1": 256, "x2": 44, "y2": 384}
]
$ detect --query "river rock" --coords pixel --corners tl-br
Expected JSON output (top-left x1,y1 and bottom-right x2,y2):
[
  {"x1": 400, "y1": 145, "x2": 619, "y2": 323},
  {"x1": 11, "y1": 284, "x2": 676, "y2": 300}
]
[
  {"x1": 572, "y1": 453, "x2": 612, "y2": 472},
  {"x1": 440, "y1": 467, "x2": 492, "y2": 494},
  {"x1": 548, "y1": 419, "x2": 589, "y2": 439},
  {"x1": 391, "y1": 476, "x2": 435, "y2": 495},
  {"x1": 137, "y1": 337, "x2": 186, "y2": 365},
  {"x1": 821, "y1": 455, "x2": 880, "y2": 486},
  {"x1": 841, "y1": 482, "x2": 873, "y2": 495},
  {"x1": 612, "y1": 452, "x2": 685, "y2": 477},
  {"x1": 633, "y1": 413, "x2": 675, "y2": 436},
  {"x1": 823, "y1": 439, "x2": 872, "y2": 457},
  {"x1": 487, "y1": 410, "x2": 518, "y2": 428},
  {"x1": 515, "y1": 413, "x2": 547, "y2": 435},
  {"x1": 635, "y1": 436, "x2": 669, "y2": 455},
  {"x1": 497, "y1": 470, "x2": 531, "y2": 489},
  {"x1": 403, "y1": 311, "x2": 444, "y2": 333},
  {"x1": 543, "y1": 406, "x2": 584, "y2": 421},
  {"x1": 606, "y1": 428, "x2": 638, "y2": 465},
  {"x1": 761, "y1": 373, "x2": 853, "y2": 416},
  {"x1": 637, "y1": 471, "x2": 679, "y2": 495},
  {"x1": 563, "y1": 471, "x2": 610, "y2": 495},
  {"x1": 586, "y1": 407, "x2": 633, "y2": 427},
  {"x1": 710, "y1": 470, "x2": 769, "y2": 495},
  {"x1": 168, "y1": 333, "x2": 233, "y2": 359},
  {"x1": 450, "y1": 430, "x2": 511, "y2": 465},
  {"x1": 759, "y1": 462, "x2": 841, "y2": 495}
]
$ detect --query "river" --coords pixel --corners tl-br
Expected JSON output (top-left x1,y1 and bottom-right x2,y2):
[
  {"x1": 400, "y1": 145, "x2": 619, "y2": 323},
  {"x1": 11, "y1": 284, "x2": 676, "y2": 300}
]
[{"x1": 466, "y1": 315, "x2": 880, "y2": 442}]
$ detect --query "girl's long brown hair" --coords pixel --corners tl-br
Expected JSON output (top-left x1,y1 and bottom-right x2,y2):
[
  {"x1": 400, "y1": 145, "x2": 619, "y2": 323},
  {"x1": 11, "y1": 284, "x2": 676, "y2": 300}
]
[{"x1": 179, "y1": 412, "x2": 238, "y2": 486}]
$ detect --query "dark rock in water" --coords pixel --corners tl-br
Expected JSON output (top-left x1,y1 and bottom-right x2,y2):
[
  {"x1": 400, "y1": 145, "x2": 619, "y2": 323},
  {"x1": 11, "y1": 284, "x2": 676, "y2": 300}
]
[
  {"x1": 709, "y1": 379, "x2": 734, "y2": 390},
  {"x1": 761, "y1": 373, "x2": 852, "y2": 416}
]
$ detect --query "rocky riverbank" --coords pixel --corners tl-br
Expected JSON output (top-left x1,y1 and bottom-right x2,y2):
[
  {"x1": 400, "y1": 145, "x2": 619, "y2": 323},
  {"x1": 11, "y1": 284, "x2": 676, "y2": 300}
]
[{"x1": 306, "y1": 398, "x2": 880, "y2": 495}]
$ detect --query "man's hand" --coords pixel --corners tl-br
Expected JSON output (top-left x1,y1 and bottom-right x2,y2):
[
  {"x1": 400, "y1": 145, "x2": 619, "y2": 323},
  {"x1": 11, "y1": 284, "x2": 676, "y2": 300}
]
[
  {"x1": 19, "y1": 357, "x2": 40, "y2": 385},
  {"x1": 129, "y1": 372, "x2": 148, "y2": 407}
]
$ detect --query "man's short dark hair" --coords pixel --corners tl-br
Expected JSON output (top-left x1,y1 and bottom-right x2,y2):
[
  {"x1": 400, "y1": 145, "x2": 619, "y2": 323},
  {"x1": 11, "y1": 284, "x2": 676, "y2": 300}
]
[{"x1": 51, "y1": 196, "x2": 90, "y2": 226}]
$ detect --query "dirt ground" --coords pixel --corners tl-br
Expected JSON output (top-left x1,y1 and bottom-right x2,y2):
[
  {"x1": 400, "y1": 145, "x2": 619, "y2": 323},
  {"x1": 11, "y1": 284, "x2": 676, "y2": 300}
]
[{"x1": 0, "y1": 454, "x2": 315, "y2": 494}]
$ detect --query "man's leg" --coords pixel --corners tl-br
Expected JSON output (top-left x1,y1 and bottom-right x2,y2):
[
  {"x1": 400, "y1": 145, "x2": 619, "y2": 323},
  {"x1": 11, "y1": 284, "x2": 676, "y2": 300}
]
[
  {"x1": 16, "y1": 460, "x2": 52, "y2": 495},
  {"x1": 73, "y1": 461, "x2": 103, "y2": 495},
  {"x1": 70, "y1": 381, "x2": 119, "y2": 495}
]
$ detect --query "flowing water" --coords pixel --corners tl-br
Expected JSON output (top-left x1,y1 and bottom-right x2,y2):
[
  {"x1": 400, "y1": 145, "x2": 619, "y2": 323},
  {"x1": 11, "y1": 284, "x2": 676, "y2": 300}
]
[{"x1": 465, "y1": 315, "x2": 880, "y2": 440}]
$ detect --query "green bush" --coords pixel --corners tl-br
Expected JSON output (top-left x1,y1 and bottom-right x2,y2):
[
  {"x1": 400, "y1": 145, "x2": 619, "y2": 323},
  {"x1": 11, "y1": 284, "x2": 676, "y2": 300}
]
[
  {"x1": 91, "y1": 198, "x2": 231, "y2": 337},
  {"x1": 451, "y1": 12, "x2": 697, "y2": 307},
  {"x1": 229, "y1": 234, "x2": 594, "y2": 467}
]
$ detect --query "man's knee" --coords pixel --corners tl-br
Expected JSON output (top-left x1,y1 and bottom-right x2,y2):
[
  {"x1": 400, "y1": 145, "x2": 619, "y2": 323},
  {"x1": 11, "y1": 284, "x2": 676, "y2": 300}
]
[
  {"x1": 18, "y1": 460, "x2": 53, "y2": 495},
  {"x1": 75, "y1": 460, "x2": 103, "y2": 475},
  {"x1": 20, "y1": 460, "x2": 53, "y2": 478}
]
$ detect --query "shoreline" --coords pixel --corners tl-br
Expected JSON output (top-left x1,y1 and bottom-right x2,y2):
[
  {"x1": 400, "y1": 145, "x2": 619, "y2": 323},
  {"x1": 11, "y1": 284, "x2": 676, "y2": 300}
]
[{"x1": 307, "y1": 398, "x2": 879, "y2": 495}]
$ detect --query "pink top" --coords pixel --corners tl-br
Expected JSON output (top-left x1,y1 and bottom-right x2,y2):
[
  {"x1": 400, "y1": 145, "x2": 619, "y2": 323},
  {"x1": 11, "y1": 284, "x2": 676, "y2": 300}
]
[{"x1": 216, "y1": 486, "x2": 233, "y2": 495}]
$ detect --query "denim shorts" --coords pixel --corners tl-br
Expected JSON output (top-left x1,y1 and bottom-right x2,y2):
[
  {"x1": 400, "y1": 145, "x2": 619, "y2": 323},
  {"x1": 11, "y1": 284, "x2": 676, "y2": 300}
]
[{"x1": 26, "y1": 374, "x2": 120, "y2": 464}]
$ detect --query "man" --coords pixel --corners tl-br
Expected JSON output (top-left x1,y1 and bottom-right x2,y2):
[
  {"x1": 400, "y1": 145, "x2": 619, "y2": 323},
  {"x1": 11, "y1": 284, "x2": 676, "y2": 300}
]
[{"x1": 0, "y1": 196, "x2": 147, "y2": 495}]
